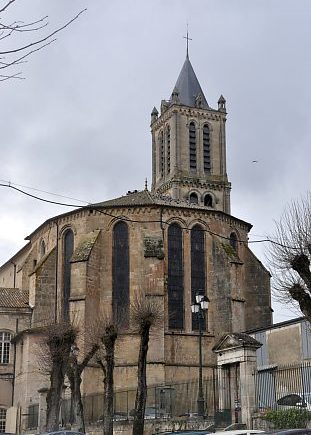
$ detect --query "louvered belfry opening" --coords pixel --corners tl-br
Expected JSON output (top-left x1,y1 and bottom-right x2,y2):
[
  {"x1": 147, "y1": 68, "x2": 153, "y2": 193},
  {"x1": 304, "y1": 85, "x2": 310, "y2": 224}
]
[
  {"x1": 189, "y1": 122, "x2": 197, "y2": 171},
  {"x1": 168, "y1": 223, "x2": 184, "y2": 329},
  {"x1": 203, "y1": 123, "x2": 211, "y2": 173}
]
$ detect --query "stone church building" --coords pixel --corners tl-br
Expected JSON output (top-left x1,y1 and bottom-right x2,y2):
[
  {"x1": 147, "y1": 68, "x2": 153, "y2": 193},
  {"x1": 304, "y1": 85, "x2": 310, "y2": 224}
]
[{"x1": 0, "y1": 52, "x2": 272, "y2": 431}]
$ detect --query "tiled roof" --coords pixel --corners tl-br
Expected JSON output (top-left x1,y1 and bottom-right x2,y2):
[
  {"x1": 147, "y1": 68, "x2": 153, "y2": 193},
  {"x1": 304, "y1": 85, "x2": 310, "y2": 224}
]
[
  {"x1": 0, "y1": 288, "x2": 29, "y2": 308},
  {"x1": 92, "y1": 189, "x2": 212, "y2": 210}
]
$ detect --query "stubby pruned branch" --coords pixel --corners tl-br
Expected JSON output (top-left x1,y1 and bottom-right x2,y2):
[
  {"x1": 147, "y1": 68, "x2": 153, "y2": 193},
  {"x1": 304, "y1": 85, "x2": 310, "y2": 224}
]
[{"x1": 267, "y1": 192, "x2": 311, "y2": 321}]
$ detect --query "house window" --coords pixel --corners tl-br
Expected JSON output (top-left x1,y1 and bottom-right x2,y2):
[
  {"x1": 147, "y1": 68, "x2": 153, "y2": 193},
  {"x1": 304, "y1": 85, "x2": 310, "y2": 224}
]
[
  {"x1": 168, "y1": 223, "x2": 184, "y2": 329},
  {"x1": 166, "y1": 126, "x2": 171, "y2": 174},
  {"x1": 27, "y1": 404, "x2": 39, "y2": 429},
  {"x1": 204, "y1": 194, "x2": 213, "y2": 207},
  {"x1": 0, "y1": 332, "x2": 11, "y2": 364},
  {"x1": 63, "y1": 229, "x2": 74, "y2": 318},
  {"x1": 189, "y1": 192, "x2": 198, "y2": 204},
  {"x1": 230, "y1": 232, "x2": 238, "y2": 251},
  {"x1": 191, "y1": 225, "x2": 206, "y2": 331},
  {"x1": 0, "y1": 408, "x2": 6, "y2": 433},
  {"x1": 203, "y1": 124, "x2": 211, "y2": 173},
  {"x1": 113, "y1": 221, "x2": 129, "y2": 325},
  {"x1": 189, "y1": 122, "x2": 196, "y2": 171}
]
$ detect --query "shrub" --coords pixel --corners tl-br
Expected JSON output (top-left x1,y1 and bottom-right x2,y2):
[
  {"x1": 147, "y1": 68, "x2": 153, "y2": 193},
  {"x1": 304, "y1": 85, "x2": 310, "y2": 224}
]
[{"x1": 263, "y1": 408, "x2": 311, "y2": 429}]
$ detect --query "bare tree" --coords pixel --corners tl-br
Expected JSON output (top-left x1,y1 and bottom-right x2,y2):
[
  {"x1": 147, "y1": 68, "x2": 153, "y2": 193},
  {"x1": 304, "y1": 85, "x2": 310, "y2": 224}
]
[
  {"x1": 268, "y1": 192, "x2": 311, "y2": 321},
  {"x1": 96, "y1": 316, "x2": 118, "y2": 435},
  {"x1": 66, "y1": 341, "x2": 99, "y2": 432},
  {"x1": 131, "y1": 294, "x2": 163, "y2": 435},
  {"x1": 0, "y1": 1, "x2": 86, "y2": 81},
  {"x1": 42, "y1": 320, "x2": 77, "y2": 431}
]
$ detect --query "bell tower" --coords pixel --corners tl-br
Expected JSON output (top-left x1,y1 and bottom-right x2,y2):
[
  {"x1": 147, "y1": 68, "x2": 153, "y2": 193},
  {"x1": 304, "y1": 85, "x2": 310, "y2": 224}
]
[{"x1": 150, "y1": 52, "x2": 231, "y2": 213}]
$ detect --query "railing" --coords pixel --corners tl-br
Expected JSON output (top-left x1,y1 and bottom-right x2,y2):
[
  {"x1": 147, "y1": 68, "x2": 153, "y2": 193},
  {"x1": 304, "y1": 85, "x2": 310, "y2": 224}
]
[
  {"x1": 254, "y1": 361, "x2": 311, "y2": 411},
  {"x1": 61, "y1": 375, "x2": 221, "y2": 426}
]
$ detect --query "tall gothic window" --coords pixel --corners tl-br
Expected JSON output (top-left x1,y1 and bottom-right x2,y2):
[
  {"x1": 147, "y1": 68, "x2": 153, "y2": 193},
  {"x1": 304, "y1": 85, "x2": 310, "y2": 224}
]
[
  {"x1": 168, "y1": 223, "x2": 184, "y2": 329},
  {"x1": 203, "y1": 123, "x2": 211, "y2": 173},
  {"x1": 63, "y1": 229, "x2": 74, "y2": 318},
  {"x1": 166, "y1": 126, "x2": 171, "y2": 174},
  {"x1": 159, "y1": 131, "x2": 164, "y2": 177},
  {"x1": 113, "y1": 221, "x2": 129, "y2": 325},
  {"x1": 189, "y1": 122, "x2": 196, "y2": 170},
  {"x1": 191, "y1": 225, "x2": 206, "y2": 331},
  {"x1": 0, "y1": 331, "x2": 11, "y2": 364}
]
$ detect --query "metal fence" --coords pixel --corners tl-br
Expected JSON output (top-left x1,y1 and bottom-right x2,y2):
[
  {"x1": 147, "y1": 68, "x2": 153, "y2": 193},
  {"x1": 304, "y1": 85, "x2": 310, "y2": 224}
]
[
  {"x1": 254, "y1": 361, "x2": 311, "y2": 411},
  {"x1": 61, "y1": 374, "x2": 222, "y2": 426}
]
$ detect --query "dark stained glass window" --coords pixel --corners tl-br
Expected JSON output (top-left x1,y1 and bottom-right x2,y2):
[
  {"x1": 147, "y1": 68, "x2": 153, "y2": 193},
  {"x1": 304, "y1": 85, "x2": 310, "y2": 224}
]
[
  {"x1": 168, "y1": 223, "x2": 184, "y2": 329},
  {"x1": 113, "y1": 221, "x2": 129, "y2": 326},
  {"x1": 63, "y1": 229, "x2": 74, "y2": 318},
  {"x1": 203, "y1": 124, "x2": 211, "y2": 173},
  {"x1": 191, "y1": 225, "x2": 206, "y2": 331},
  {"x1": 189, "y1": 122, "x2": 196, "y2": 171}
]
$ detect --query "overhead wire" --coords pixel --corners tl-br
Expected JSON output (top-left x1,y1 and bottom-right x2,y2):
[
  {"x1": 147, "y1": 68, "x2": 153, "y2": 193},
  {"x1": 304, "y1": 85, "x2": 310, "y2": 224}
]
[{"x1": 0, "y1": 181, "x2": 295, "y2": 249}]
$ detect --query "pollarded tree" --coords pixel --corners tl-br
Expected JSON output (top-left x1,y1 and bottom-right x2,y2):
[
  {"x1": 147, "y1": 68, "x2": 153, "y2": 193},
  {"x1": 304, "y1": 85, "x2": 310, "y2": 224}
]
[
  {"x1": 131, "y1": 294, "x2": 163, "y2": 435},
  {"x1": 268, "y1": 192, "x2": 311, "y2": 321},
  {"x1": 0, "y1": 1, "x2": 85, "y2": 81}
]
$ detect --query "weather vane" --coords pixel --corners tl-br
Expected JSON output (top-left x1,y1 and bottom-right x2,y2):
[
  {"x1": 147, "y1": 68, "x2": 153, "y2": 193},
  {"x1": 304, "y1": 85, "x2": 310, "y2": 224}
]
[{"x1": 183, "y1": 24, "x2": 192, "y2": 58}]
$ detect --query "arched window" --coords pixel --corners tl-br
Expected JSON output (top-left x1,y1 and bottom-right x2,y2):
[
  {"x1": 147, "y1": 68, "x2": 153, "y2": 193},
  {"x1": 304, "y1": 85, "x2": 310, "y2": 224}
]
[
  {"x1": 40, "y1": 240, "x2": 46, "y2": 258},
  {"x1": 203, "y1": 124, "x2": 211, "y2": 173},
  {"x1": 168, "y1": 223, "x2": 184, "y2": 329},
  {"x1": 63, "y1": 229, "x2": 74, "y2": 318},
  {"x1": 166, "y1": 126, "x2": 171, "y2": 174},
  {"x1": 189, "y1": 192, "x2": 198, "y2": 204},
  {"x1": 204, "y1": 194, "x2": 213, "y2": 207},
  {"x1": 189, "y1": 122, "x2": 196, "y2": 170},
  {"x1": 159, "y1": 131, "x2": 164, "y2": 177},
  {"x1": 113, "y1": 221, "x2": 129, "y2": 325},
  {"x1": 0, "y1": 331, "x2": 11, "y2": 364},
  {"x1": 191, "y1": 226, "x2": 206, "y2": 331},
  {"x1": 0, "y1": 408, "x2": 6, "y2": 433},
  {"x1": 230, "y1": 232, "x2": 238, "y2": 251}
]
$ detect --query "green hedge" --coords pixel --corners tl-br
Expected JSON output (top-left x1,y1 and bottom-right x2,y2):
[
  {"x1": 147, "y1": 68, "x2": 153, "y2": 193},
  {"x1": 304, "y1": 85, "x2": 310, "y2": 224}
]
[{"x1": 263, "y1": 409, "x2": 311, "y2": 429}]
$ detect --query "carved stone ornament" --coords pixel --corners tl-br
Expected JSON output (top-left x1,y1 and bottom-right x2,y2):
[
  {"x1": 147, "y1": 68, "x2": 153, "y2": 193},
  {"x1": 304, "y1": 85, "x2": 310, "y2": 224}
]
[{"x1": 144, "y1": 237, "x2": 164, "y2": 259}]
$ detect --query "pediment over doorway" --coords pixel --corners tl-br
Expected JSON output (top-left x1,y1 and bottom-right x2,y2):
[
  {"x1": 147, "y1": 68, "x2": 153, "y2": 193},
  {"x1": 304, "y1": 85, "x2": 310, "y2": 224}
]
[{"x1": 212, "y1": 332, "x2": 262, "y2": 353}]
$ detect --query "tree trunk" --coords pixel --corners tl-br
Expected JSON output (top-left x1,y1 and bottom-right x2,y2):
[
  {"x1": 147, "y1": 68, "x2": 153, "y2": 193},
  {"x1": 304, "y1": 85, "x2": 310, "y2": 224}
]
[
  {"x1": 102, "y1": 326, "x2": 117, "y2": 435},
  {"x1": 68, "y1": 366, "x2": 85, "y2": 432},
  {"x1": 46, "y1": 360, "x2": 65, "y2": 431},
  {"x1": 132, "y1": 324, "x2": 150, "y2": 435}
]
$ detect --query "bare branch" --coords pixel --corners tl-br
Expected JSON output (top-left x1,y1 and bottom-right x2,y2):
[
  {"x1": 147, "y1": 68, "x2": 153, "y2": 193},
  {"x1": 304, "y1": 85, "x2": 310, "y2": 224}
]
[
  {"x1": 0, "y1": 0, "x2": 16, "y2": 14},
  {"x1": 0, "y1": 8, "x2": 86, "y2": 55}
]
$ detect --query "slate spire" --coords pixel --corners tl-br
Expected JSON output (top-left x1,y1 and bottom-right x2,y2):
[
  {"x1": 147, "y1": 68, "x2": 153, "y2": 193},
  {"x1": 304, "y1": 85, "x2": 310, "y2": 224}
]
[{"x1": 170, "y1": 56, "x2": 209, "y2": 109}]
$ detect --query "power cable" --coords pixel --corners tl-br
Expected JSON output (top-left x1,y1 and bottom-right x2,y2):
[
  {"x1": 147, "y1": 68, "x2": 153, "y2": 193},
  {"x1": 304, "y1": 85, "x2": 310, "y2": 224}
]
[{"x1": 0, "y1": 181, "x2": 294, "y2": 248}]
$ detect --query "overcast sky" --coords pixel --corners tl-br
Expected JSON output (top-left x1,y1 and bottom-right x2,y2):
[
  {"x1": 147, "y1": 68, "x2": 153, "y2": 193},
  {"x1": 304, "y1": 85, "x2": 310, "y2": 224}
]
[{"x1": 1, "y1": 0, "x2": 310, "y2": 323}]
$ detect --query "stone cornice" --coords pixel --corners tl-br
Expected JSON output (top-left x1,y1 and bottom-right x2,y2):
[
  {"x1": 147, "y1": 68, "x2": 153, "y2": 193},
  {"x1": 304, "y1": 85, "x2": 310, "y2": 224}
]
[{"x1": 152, "y1": 103, "x2": 226, "y2": 129}]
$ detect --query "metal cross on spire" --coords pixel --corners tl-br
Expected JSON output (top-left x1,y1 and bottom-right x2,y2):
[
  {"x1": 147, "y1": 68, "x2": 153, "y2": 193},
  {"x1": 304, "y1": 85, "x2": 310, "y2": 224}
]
[{"x1": 183, "y1": 25, "x2": 192, "y2": 58}]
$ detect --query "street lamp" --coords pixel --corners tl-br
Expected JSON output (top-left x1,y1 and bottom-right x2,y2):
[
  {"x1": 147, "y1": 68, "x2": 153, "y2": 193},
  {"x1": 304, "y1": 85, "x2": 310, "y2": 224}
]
[{"x1": 191, "y1": 293, "x2": 209, "y2": 417}]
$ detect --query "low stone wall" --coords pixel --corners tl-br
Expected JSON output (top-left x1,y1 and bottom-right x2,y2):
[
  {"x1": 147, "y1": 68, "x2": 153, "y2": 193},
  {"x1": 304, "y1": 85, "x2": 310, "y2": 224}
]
[{"x1": 87, "y1": 417, "x2": 214, "y2": 435}]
